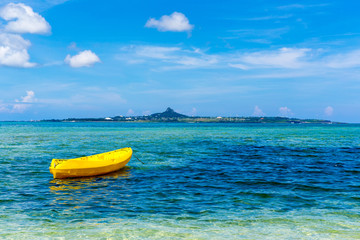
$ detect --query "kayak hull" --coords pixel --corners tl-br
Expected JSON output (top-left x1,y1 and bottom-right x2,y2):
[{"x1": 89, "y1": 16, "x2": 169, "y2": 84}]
[{"x1": 49, "y1": 147, "x2": 132, "y2": 179}]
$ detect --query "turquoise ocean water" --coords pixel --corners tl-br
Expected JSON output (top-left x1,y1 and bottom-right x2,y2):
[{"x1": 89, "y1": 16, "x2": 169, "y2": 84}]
[{"x1": 0, "y1": 122, "x2": 359, "y2": 239}]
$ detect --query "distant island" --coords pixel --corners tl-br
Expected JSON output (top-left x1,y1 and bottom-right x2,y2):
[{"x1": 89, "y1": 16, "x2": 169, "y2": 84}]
[{"x1": 42, "y1": 107, "x2": 340, "y2": 124}]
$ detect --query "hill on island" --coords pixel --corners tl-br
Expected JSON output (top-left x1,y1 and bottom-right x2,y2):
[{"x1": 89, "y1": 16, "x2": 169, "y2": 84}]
[{"x1": 149, "y1": 107, "x2": 188, "y2": 119}]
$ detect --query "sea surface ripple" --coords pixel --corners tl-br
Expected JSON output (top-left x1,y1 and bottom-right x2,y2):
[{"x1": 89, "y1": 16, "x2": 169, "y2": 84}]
[{"x1": 0, "y1": 122, "x2": 359, "y2": 239}]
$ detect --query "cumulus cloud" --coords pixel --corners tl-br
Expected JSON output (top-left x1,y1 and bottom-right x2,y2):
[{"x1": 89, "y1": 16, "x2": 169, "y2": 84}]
[
  {"x1": 20, "y1": 90, "x2": 36, "y2": 102},
  {"x1": 324, "y1": 106, "x2": 334, "y2": 116},
  {"x1": 0, "y1": 3, "x2": 51, "y2": 67},
  {"x1": 12, "y1": 90, "x2": 36, "y2": 113},
  {"x1": 279, "y1": 106, "x2": 293, "y2": 117},
  {"x1": 0, "y1": 33, "x2": 35, "y2": 67},
  {"x1": 145, "y1": 12, "x2": 194, "y2": 32},
  {"x1": 253, "y1": 106, "x2": 265, "y2": 116},
  {"x1": 0, "y1": 3, "x2": 51, "y2": 34},
  {"x1": 65, "y1": 50, "x2": 101, "y2": 68},
  {"x1": 0, "y1": 91, "x2": 36, "y2": 113}
]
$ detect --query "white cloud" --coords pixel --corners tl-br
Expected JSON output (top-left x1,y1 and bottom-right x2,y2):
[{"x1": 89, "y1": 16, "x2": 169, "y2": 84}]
[
  {"x1": 0, "y1": 3, "x2": 51, "y2": 34},
  {"x1": 0, "y1": 0, "x2": 70, "y2": 12},
  {"x1": 134, "y1": 46, "x2": 181, "y2": 59},
  {"x1": 228, "y1": 63, "x2": 249, "y2": 70},
  {"x1": 325, "y1": 50, "x2": 360, "y2": 68},
  {"x1": 243, "y1": 15, "x2": 293, "y2": 21},
  {"x1": 279, "y1": 106, "x2": 293, "y2": 117},
  {"x1": 122, "y1": 46, "x2": 309, "y2": 71},
  {"x1": 253, "y1": 106, "x2": 265, "y2": 116},
  {"x1": 65, "y1": 50, "x2": 101, "y2": 68},
  {"x1": 278, "y1": 4, "x2": 329, "y2": 10},
  {"x1": 234, "y1": 47, "x2": 360, "y2": 71},
  {"x1": 324, "y1": 106, "x2": 334, "y2": 116},
  {"x1": 225, "y1": 27, "x2": 289, "y2": 44},
  {"x1": 119, "y1": 44, "x2": 360, "y2": 74},
  {"x1": 145, "y1": 12, "x2": 194, "y2": 32},
  {"x1": 278, "y1": 4, "x2": 307, "y2": 9},
  {"x1": 0, "y1": 3, "x2": 51, "y2": 68},
  {"x1": 0, "y1": 91, "x2": 37, "y2": 113},
  {"x1": 0, "y1": 33, "x2": 35, "y2": 67},
  {"x1": 173, "y1": 55, "x2": 217, "y2": 67},
  {"x1": 232, "y1": 48, "x2": 310, "y2": 69},
  {"x1": 20, "y1": 90, "x2": 36, "y2": 103},
  {"x1": 119, "y1": 45, "x2": 218, "y2": 69}
]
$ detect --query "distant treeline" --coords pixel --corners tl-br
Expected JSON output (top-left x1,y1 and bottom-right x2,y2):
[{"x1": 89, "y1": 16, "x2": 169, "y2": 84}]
[
  {"x1": 41, "y1": 107, "x2": 338, "y2": 124},
  {"x1": 42, "y1": 116, "x2": 335, "y2": 124}
]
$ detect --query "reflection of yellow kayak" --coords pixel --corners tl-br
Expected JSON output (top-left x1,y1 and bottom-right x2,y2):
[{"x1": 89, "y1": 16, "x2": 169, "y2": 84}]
[{"x1": 49, "y1": 147, "x2": 132, "y2": 179}]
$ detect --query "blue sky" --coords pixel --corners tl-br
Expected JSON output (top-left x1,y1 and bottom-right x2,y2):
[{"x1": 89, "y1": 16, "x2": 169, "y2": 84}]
[{"x1": 0, "y1": 0, "x2": 360, "y2": 122}]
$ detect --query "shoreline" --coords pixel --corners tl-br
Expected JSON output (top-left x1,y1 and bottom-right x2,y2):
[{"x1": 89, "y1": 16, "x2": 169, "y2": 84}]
[{"x1": 0, "y1": 119, "x2": 347, "y2": 124}]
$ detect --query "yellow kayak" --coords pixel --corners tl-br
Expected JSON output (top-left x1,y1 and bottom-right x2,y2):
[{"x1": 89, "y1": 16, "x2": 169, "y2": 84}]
[{"x1": 49, "y1": 147, "x2": 132, "y2": 179}]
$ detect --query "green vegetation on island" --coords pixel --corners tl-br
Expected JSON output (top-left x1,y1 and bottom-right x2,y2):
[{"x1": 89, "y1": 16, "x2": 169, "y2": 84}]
[{"x1": 42, "y1": 107, "x2": 340, "y2": 124}]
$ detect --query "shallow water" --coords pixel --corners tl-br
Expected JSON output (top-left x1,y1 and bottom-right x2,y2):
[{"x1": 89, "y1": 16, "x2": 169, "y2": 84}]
[{"x1": 0, "y1": 122, "x2": 360, "y2": 239}]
